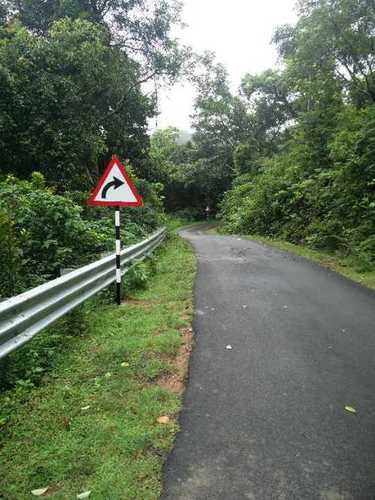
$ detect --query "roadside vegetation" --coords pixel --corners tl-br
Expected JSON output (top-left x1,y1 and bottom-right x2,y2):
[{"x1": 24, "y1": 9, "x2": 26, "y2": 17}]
[
  {"x1": 148, "y1": 0, "x2": 375, "y2": 280},
  {"x1": 0, "y1": 173, "x2": 164, "y2": 298},
  {"x1": 0, "y1": 0, "x2": 187, "y2": 188},
  {"x1": 0, "y1": 0, "x2": 190, "y2": 298},
  {"x1": 0, "y1": 235, "x2": 196, "y2": 499}
]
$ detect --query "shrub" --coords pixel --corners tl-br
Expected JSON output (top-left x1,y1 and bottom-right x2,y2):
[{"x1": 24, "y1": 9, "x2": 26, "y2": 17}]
[
  {"x1": 0, "y1": 173, "x2": 164, "y2": 297},
  {"x1": 221, "y1": 105, "x2": 375, "y2": 267}
]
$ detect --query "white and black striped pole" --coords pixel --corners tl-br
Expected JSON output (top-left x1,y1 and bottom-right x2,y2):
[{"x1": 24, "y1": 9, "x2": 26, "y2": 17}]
[
  {"x1": 115, "y1": 206, "x2": 121, "y2": 305},
  {"x1": 87, "y1": 155, "x2": 144, "y2": 305}
]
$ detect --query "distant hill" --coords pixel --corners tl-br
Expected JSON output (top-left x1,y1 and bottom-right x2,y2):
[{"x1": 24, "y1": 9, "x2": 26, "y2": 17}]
[{"x1": 176, "y1": 130, "x2": 193, "y2": 145}]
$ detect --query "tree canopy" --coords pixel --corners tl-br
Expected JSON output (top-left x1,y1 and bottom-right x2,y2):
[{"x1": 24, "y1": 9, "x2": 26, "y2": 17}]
[
  {"x1": 149, "y1": 0, "x2": 375, "y2": 267},
  {"x1": 0, "y1": 0, "x2": 186, "y2": 188}
]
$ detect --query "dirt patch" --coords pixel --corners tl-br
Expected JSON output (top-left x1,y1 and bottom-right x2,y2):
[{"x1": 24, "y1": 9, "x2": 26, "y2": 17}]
[
  {"x1": 157, "y1": 327, "x2": 193, "y2": 395},
  {"x1": 125, "y1": 298, "x2": 161, "y2": 308}
]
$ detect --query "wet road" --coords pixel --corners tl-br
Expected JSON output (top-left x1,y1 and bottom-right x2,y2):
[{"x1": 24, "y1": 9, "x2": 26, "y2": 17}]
[{"x1": 162, "y1": 226, "x2": 375, "y2": 500}]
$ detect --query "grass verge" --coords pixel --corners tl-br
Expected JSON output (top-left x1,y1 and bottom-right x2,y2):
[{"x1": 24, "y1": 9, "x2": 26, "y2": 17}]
[
  {"x1": 165, "y1": 215, "x2": 217, "y2": 233},
  {"x1": 0, "y1": 234, "x2": 196, "y2": 499},
  {"x1": 242, "y1": 235, "x2": 375, "y2": 291},
  {"x1": 210, "y1": 224, "x2": 375, "y2": 291}
]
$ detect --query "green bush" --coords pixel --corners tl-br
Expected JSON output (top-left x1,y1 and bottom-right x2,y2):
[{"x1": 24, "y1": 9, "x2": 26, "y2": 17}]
[
  {"x1": 0, "y1": 174, "x2": 104, "y2": 296},
  {"x1": 0, "y1": 172, "x2": 165, "y2": 298},
  {"x1": 0, "y1": 209, "x2": 23, "y2": 297},
  {"x1": 221, "y1": 105, "x2": 375, "y2": 266}
]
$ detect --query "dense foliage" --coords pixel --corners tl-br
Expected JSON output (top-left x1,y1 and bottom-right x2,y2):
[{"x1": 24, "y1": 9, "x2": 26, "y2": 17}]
[
  {"x1": 0, "y1": 0, "x2": 184, "y2": 297},
  {"x1": 151, "y1": 0, "x2": 375, "y2": 266},
  {"x1": 0, "y1": 0, "x2": 187, "y2": 187},
  {"x1": 0, "y1": 172, "x2": 164, "y2": 298},
  {"x1": 220, "y1": 0, "x2": 375, "y2": 267},
  {"x1": 2, "y1": 0, "x2": 375, "y2": 296}
]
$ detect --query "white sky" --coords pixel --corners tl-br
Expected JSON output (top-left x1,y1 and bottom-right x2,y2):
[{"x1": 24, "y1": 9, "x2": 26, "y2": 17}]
[{"x1": 153, "y1": 0, "x2": 297, "y2": 131}]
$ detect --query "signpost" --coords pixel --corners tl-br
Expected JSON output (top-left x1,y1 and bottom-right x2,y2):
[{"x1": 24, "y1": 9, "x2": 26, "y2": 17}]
[{"x1": 88, "y1": 155, "x2": 143, "y2": 304}]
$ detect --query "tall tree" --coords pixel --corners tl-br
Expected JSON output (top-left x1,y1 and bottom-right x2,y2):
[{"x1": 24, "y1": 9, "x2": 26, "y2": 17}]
[
  {"x1": 12, "y1": 0, "x2": 187, "y2": 85},
  {"x1": 240, "y1": 70, "x2": 296, "y2": 144},
  {"x1": 0, "y1": 0, "x2": 8, "y2": 24},
  {"x1": 274, "y1": 0, "x2": 375, "y2": 104},
  {"x1": 219, "y1": 0, "x2": 375, "y2": 264},
  {"x1": 0, "y1": 18, "x2": 153, "y2": 186},
  {"x1": 0, "y1": 0, "x2": 187, "y2": 187},
  {"x1": 189, "y1": 53, "x2": 254, "y2": 207}
]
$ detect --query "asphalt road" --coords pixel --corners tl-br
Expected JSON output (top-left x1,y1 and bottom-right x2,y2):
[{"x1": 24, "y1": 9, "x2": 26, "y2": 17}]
[{"x1": 161, "y1": 225, "x2": 375, "y2": 500}]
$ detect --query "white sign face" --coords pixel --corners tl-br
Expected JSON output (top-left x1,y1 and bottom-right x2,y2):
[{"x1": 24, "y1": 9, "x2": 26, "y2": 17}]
[
  {"x1": 93, "y1": 163, "x2": 137, "y2": 203},
  {"x1": 88, "y1": 156, "x2": 143, "y2": 207}
]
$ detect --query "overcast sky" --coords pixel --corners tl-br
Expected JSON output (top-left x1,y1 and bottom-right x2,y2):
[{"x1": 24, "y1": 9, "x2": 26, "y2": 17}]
[{"x1": 152, "y1": 0, "x2": 297, "y2": 131}]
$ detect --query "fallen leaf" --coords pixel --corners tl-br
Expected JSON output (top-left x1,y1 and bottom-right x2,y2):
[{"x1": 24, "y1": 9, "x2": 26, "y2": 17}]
[
  {"x1": 121, "y1": 362, "x2": 129, "y2": 367},
  {"x1": 157, "y1": 416, "x2": 170, "y2": 424},
  {"x1": 31, "y1": 487, "x2": 49, "y2": 496},
  {"x1": 77, "y1": 491, "x2": 91, "y2": 499},
  {"x1": 226, "y1": 345, "x2": 233, "y2": 350},
  {"x1": 104, "y1": 372, "x2": 112, "y2": 378},
  {"x1": 81, "y1": 406, "x2": 90, "y2": 411},
  {"x1": 345, "y1": 406, "x2": 357, "y2": 414}
]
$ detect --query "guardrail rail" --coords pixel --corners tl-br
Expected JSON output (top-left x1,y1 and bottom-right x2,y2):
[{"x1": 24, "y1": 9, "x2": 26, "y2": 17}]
[{"x1": 0, "y1": 227, "x2": 167, "y2": 359}]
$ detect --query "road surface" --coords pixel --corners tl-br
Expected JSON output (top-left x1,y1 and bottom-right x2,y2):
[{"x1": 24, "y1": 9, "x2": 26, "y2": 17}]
[{"x1": 162, "y1": 225, "x2": 375, "y2": 500}]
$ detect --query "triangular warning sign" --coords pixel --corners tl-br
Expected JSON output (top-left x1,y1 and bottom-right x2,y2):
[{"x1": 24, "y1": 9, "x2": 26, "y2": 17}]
[{"x1": 88, "y1": 155, "x2": 143, "y2": 207}]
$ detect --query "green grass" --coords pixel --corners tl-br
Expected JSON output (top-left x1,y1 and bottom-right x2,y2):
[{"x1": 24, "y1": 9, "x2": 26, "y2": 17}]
[
  {"x1": 0, "y1": 235, "x2": 196, "y2": 499},
  {"x1": 165, "y1": 215, "x2": 217, "y2": 233},
  {"x1": 205, "y1": 226, "x2": 221, "y2": 235}
]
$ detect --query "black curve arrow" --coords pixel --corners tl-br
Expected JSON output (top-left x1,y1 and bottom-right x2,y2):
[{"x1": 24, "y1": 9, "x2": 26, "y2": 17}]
[{"x1": 102, "y1": 176, "x2": 124, "y2": 199}]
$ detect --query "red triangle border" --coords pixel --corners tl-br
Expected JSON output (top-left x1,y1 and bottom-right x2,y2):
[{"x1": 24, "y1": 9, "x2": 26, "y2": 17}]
[{"x1": 87, "y1": 155, "x2": 144, "y2": 207}]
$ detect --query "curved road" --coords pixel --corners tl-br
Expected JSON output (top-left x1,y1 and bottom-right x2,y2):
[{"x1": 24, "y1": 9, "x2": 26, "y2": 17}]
[{"x1": 162, "y1": 225, "x2": 375, "y2": 500}]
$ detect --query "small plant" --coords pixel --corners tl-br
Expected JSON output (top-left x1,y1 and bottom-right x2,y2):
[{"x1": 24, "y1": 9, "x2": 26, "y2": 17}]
[{"x1": 124, "y1": 262, "x2": 151, "y2": 292}]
